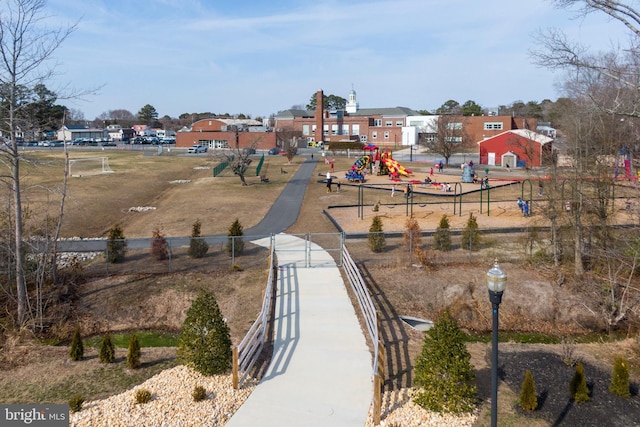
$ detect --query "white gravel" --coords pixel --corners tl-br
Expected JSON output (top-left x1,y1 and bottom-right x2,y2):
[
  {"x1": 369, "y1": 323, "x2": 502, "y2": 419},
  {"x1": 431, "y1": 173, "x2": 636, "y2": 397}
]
[{"x1": 71, "y1": 366, "x2": 476, "y2": 427}]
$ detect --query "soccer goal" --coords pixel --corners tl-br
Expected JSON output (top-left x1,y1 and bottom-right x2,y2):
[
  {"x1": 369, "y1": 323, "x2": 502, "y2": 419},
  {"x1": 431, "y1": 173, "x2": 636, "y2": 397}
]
[{"x1": 69, "y1": 157, "x2": 114, "y2": 177}]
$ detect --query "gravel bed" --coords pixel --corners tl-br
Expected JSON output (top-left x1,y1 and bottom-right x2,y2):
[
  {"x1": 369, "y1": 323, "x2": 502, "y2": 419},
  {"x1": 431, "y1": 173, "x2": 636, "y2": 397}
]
[
  {"x1": 71, "y1": 366, "x2": 256, "y2": 427},
  {"x1": 366, "y1": 388, "x2": 478, "y2": 427}
]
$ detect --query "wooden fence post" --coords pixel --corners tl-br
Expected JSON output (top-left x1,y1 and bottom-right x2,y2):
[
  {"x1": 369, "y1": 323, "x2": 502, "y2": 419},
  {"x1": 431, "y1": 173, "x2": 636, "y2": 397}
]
[
  {"x1": 232, "y1": 346, "x2": 239, "y2": 389},
  {"x1": 373, "y1": 373, "x2": 382, "y2": 425}
]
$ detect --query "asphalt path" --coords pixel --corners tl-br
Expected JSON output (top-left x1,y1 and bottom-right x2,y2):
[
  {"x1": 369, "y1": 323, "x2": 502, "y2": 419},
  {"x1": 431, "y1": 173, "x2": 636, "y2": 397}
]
[{"x1": 56, "y1": 156, "x2": 318, "y2": 252}]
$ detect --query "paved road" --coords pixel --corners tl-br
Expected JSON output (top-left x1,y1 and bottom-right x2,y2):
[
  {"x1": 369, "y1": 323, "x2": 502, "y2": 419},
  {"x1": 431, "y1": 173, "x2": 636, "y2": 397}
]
[{"x1": 55, "y1": 157, "x2": 319, "y2": 252}]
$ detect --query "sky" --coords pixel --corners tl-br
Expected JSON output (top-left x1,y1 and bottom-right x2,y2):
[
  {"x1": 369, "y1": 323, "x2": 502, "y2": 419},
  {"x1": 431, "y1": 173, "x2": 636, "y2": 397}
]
[{"x1": 42, "y1": 0, "x2": 632, "y2": 121}]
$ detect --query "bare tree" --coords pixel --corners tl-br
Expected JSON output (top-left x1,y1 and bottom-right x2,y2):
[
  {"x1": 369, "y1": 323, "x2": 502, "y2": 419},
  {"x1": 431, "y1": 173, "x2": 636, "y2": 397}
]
[
  {"x1": 428, "y1": 115, "x2": 469, "y2": 166},
  {"x1": 212, "y1": 128, "x2": 262, "y2": 186},
  {"x1": 0, "y1": 0, "x2": 76, "y2": 326}
]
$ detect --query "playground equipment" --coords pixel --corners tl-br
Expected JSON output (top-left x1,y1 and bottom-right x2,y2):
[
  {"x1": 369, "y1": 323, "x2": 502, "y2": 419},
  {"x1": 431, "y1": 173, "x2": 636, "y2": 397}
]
[
  {"x1": 614, "y1": 147, "x2": 634, "y2": 179},
  {"x1": 461, "y1": 164, "x2": 475, "y2": 183},
  {"x1": 345, "y1": 155, "x2": 370, "y2": 182},
  {"x1": 380, "y1": 151, "x2": 412, "y2": 178}
]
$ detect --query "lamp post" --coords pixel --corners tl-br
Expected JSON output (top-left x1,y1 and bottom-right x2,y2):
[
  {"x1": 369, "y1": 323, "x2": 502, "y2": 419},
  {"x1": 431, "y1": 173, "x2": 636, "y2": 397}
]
[{"x1": 487, "y1": 259, "x2": 507, "y2": 427}]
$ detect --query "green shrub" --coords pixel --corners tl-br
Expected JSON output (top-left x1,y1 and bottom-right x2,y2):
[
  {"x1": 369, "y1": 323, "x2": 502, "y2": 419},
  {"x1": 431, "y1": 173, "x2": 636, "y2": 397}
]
[
  {"x1": 609, "y1": 357, "x2": 631, "y2": 398},
  {"x1": 433, "y1": 215, "x2": 451, "y2": 251},
  {"x1": 106, "y1": 224, "x2": 127, "y2": 263},
  {"x1": 519, "y1": 369, "x2": 538, "y2": 411},
  {"x1": 69, "y1": 325, "x2": 84, "y2": 361},
  {"x1": 368, "y1": 216, "x2": 386, "y2": 253},
  {"x1": 227, "y1": 218, "x2": 244, "y2": 256},
  {"x1": 570, "y1": 361, "x2": 590, "y2": 402},
  {"x1": 188, "y1": 219, "x2": 209, "y2": 258},
  {"x1": 68, "y1": 394, "x2": 84, "y2": 413},
  {"x1": 461, "y1": 213, "x2": 480, "y2": 251},
  {"x1": 192, "y1": 385, "x2": 207, "y2": 402},
  {"x1": 412, "y1": 311, "x2": 477, "y2": 414},
  {"x1": 177, "y1": 290, "x2": 232, "y2": 376},
  {"x1": 99, "y1": 333, "x2": 115, "y2": 363},
  {"x1": 127, "y1": 333, "x2": 141, "y2": 369},
  {"x1": 150, "y1": 227, "x2": 170, "y2": 261},
  {"x1": 135, "y1": 388, "x2": 152, "y2": 404},
  {"x1": 404, "y1": 217, "x2": 422, "y2": 252}
]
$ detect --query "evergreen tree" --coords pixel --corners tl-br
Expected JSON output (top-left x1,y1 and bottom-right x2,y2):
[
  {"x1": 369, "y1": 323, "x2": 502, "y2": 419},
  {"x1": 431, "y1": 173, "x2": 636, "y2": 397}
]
[
  {"x1": 519, "y1": 369, "x2": 538, "y2": 411},
  {"x1": 609, "y1": 357, "x2": 631, "y2": 398},
  {"x1": 106, "y1": 224, "x2": 127, "y2": 263},
  {"x1": 412, "y1": 311, "x2": 477, "y2": 414},
  {"x1": 368, "y1": 215, "x2": 386, "y2": 253},
  {"x1": 127, "y1": 333, "x2": 141, "y2": 369},
  {"x1": 433, "y1": 215, "x2": 451, "y2": 251},
  {"x1": 404, "y1": 217, "x2": 422, "y2": 252},
  {"x1": 178, "y1": 290, "x2": 232, "y2": 375},
  {"x1": 461, "y1": 212, "x2": 480, "y2": 251},
  {"x1": 570, "y1": 361, "x2": 590, "y2": 403},
  {"x1": 69, "y1": 325, "x2": 84, "y2": 361},
  {"x1": 99, "y1": 333, "x2": 115, "y2": 363},
  {"x1": 188, "y1": 219, "x2": 209, "y2": 258},
  {"x1": 227, "y1": 218, "x2": 244, "y2": 256}
]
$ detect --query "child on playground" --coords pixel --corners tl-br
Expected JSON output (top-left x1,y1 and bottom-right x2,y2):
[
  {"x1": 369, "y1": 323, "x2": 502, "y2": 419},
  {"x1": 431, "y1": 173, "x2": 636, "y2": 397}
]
[{"x1": 523, "y1": 200, "x2": 530, "y2": 217}]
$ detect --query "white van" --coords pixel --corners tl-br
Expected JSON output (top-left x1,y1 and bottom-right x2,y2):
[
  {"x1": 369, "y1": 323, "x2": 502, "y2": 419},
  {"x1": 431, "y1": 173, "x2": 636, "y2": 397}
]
[{"x1": 188, "y1": 145, "x2": 208, "y2": 154}]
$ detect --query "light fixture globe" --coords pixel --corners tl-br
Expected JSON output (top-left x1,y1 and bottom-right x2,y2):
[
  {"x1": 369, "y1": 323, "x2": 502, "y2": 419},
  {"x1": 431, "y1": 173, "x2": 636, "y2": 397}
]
[{"x1": 486, "y1": 259, "x2": 507, "y2": 293}]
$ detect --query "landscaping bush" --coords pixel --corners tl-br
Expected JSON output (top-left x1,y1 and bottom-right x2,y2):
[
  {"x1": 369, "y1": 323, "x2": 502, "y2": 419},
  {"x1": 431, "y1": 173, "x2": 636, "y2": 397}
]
[
  {"x1": 192, "y1": 385, "x2": 207, "y2": 402},
  {"x1": 127, "y1": 333, "x2": 141, "y2": 369},
  {"x1": 188, "y1": 219, "x2": 209, "y2": 258},
  {"x1": 570, "y1": 361, "x2": 590, "y2": 402},
  {"x1": 99, "y1": 333, "x2": 115, "y2": 363},
  {"x1": 433, "y1": 215, "x2": 451, "y2": 251},
  {"x1": 461, "y1": 212, "x2": 480, "y2": 251},
  {"x1": 227, "y1": 218, "x2": 244, "y2": 257},
  {"x1": 519, "y1": 369, "x2": 538, "y2": 411},
  {"x1": 404, "y1": 217, "x2": 422, "y2": 252},
  {"x1": 106, "y1": 224, "x2": 127, "y2": 263},
  {"x1": 69, "y1": 325, "x2": 84, "y2": 361},
  {"x1": 177, "y1": 290, "x2": 232, "y2": 376},
  {"x1": 68, "y1": 394, "x2": 84, "y2": 413},
  {"x1": 412, "y1": 311, "x2": 477, "y2": 414},
  {"x1": 609, "y1": 357, "x2": 631, "y2": 398},
  {"x1": 135, "y1": 388, "x2": 152, "y2": 404},
  {"x1": 150, "y1": 227, "x2": 170, "y2": 261},
  {"x1": 368, "y1": 215, "x2": 386, "y2": 253}
]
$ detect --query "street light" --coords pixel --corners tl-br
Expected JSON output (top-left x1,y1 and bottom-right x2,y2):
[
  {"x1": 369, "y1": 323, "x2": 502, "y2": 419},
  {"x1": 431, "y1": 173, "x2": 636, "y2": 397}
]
[{"x1": 487, "y1": 259, "x2": 507, "y2": 427}]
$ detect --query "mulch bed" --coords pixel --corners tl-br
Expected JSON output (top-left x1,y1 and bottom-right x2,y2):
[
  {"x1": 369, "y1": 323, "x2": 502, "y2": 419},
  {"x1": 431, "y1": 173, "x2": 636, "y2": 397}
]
[{"x1": 496, "y1": 351, "x2": 640, "y2": 426}]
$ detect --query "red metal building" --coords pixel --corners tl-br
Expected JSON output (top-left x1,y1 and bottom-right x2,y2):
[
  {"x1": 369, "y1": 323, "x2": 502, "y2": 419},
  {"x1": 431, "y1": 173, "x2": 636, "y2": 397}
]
[{"x1": 477, "y1": 129, "x2": 553, "y2": 168}]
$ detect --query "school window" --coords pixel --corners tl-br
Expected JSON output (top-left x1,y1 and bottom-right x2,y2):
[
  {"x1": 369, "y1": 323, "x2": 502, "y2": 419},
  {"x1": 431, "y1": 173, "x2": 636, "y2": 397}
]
[
  {"x1": 384, "y1": 131, "x2": 390, "y2": 139},
  {"x1": 323, "y1": 125, "x2": 329, "y2": 135},
  {"x1": 396, "y1": 121, "x2": 403, "y2": 126},
  {"x1": 372, "y1": 131, "x2": 378, "y2": 139},
  {"x1": 385, "y1": 121, "x2": 393, "y2": 127},
  {"x1": 331, "y1": 124, "x2": 338, "y2": 135},
  {"x1": 374, "y1": 119, "x2": 382, "y2": 127},
  {"x1": 352, "y1": 124, "x2": 360, "y2": 135},
  {"x1": 360, "y1": 135, "x2": 368, "y2": 142},
  {"x1": 302, "y1": 124, "x2": 310, "y2": 135},
  {"x1": 341, "y1": 124, "x2": 349, "y2": 135},
  {"x1": 484, "y1": 122, "x2": 503, "y2": 130},
  {"x1": 445, "y1": 136, "x2": 462, "y2": 143},
  {"x1": 446, "y1": 122, "x2": 463, "y2": 130},
  {"x1": 213, "y1": 140, "x2": 228, "y2": 148}
]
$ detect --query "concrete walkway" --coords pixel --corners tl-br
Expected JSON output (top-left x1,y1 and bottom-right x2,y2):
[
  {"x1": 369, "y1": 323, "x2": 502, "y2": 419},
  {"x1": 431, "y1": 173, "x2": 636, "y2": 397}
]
[{"x1": 226, "y1": 234, "x2": 373, "y2": 427}]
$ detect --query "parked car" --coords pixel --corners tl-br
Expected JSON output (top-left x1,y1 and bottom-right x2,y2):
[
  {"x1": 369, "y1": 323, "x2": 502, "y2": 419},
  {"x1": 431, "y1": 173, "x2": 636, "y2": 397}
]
[
  {"x1": 188, "y1": 145, "x2": 208, "y2": 154},
  {"x1": 268, "y1": 147, "x2": 279, "y2": 155},
  {"x1": 243, "y1": 147, "x2": 256, "y2": 155}
]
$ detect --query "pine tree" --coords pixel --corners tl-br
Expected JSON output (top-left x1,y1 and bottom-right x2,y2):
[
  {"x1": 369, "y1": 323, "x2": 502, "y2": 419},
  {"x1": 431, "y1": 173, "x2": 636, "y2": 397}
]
[
  {"x1": 106, "y1": 224, "x2": 127, "y2": 263},
  {"x1": 368, "y1": 215, "x2": 386, "y2": 252},
  {"x1": 227, "y1": 218, "x2": 244, "y2": 257},
  {"x1": 433, "y1": 215, "x2": 451, "y2": 251},
  {"x1": 412, "y1": 311, "x2": 477, "y2": 414},
  {"x1": 570, "y1": 361, "x2": 590, "y2": 403},
  {"x1": 609, "y1": 357, "x2": 631, "y2": 398},
  {"x1": 99, "y1": 333, "x2": 115, "y2": 363},
  {"x1": 178, "y1": 290, "x2": 232, "y2": 375},
  {"x1": 519, "y1": 369, "x2": 538, "y2": 411},
  {"x1": 404, "y1": 217, "x2": 422, "y2": 252},
  {"x1": 69, "y1": 325, "x2": 84, "y2": 361},
  {"x1": 188, "y1": 219, "x2": 209, "y2": 258},
  {"x1": 461, "y1": 212, "x2": 480, "y2": 251},
  {"x1": 127, "y1": 333, "x2": 141, "y2": 369}
]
